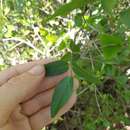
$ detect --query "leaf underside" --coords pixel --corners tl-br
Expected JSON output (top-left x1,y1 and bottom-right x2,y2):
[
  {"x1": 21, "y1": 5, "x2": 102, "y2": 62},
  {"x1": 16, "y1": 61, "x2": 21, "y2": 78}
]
[{"x1": 51, "y1": 76, "x2": 73, "y2": 118}]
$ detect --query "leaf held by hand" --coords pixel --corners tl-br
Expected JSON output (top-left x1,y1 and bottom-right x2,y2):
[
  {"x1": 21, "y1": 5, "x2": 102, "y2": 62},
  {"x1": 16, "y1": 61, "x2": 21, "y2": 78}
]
[
  {"x1": 45, "y1": 61, "x2": 69, "y2": 76},
  {"x1": 51, "y1": 76, "x2": 73, "y2": 118}
]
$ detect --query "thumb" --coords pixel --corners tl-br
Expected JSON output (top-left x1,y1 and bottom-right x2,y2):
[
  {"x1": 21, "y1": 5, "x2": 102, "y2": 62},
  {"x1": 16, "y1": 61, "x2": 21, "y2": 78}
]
[{"x1": 0, "y1": 65, "x2": 45, "y2": 127}]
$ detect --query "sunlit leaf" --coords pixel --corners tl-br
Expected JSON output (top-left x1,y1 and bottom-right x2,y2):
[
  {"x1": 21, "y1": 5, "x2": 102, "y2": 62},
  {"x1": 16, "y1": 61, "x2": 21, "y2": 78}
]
[{"x1": 46, "y1": 34, "x2": 58, "y2": 44}]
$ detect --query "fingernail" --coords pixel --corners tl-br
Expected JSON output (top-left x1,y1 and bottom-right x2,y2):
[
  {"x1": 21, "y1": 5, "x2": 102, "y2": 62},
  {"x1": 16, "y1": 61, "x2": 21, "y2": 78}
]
[{"x1": 29, "y1": 65, "x2": 45, "y2": 75}]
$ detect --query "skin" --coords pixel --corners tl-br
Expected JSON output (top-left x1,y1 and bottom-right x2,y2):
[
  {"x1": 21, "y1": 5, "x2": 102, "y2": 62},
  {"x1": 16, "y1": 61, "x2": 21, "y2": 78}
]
[{"x1": 0, "y1": 60, "x2": 79, "y2": 130}]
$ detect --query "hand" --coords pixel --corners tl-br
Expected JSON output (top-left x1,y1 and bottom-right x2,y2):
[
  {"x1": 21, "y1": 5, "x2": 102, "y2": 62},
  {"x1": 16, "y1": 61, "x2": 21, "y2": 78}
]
[{"x1": 0, "y1": 60, "x2": 78, "y2": 130}]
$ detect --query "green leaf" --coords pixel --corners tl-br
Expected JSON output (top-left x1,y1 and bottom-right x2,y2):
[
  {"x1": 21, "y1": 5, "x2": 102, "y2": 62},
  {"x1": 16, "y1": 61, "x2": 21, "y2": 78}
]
[
  {"x1": 58, "y1": 41, "x2": 67, "y2": 50},
  {"x1": 51, "y1": 76, "x2": 73, "y2": 117},
  {"x1": 46, "y1": 34, "x2": 58, "y2": 44},
  {"x1": 0, "y1": 10, "x2": 7, "y2": 38},
  {"x1": 15, "y1": 0, "x2": 25, "y2": 12},
  {"x1": 69, "y1": 40, "x2": 80, "y2": 53},
  {"x1": 45, "y1": 61, "x2": 69, "y2": 76},
  {"x1": 72, "y1": 53, "x2": 80, "y2": 61},
  {"x1": 47, "y1": 0, "x2": 87, "y2": 21},
  {"x1": 72, "y1": 63, "x2": 100, "y2": 84},
  {"x1": 116, "y1": 75, "x2": 128, "y2": 88},
  {"x1": 124, "y1": 91, "x2": 130, "y2": 102},
  {"x1": 75, "y1": 13, "x2": 83, "y2": 27},
  {"x1": 101, "y1": 0, "x2": 118, "y2": 13},
  {"x1": 61, "y1": 52, "x2": 72, "y2": 62},
  {"x1": 100, "y1": 34, "x2": 123, "y2": 60},
  {"x1": 120, "y1": 8, "x2": 130, "y2": 28},
  {"x1": 104, "y1": 64, "x2": 117, "y2": 77}
]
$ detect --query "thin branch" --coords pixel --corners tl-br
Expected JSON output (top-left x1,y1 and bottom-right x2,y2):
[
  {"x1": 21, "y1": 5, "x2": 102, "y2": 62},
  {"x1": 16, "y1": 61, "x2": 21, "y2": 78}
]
[
  {"x1": 49, "y1": 33, "x2": 68, "y2": 52},
  {"x1": 1, "y1": 38, "x2": 45, "y2": 55},
  {"x1": 32, "y1": 26, "x2": 50, "y2": 57},
  {"x1": 92, "y1": 40, "x2": 103, "y2": 56},
  {"x1": 89, "y1": 53, "x2": 95, "y2": 71},
  {"x1": 95, "y1": 87, "x2": 102, "y2": 114},
  {"x1": 7, "y1": 41, "x2": 23, "y2": 51},
  {"x1": 74, "y1": 28, "x2": 82, "y2": 43},
  {"x1": 81, "y1": 56, "x2": 102, "y2": 63},
  {"x1": 49, "y1": 28, "x2": 78, "y2": 52},
  {"x1": 78, "y1": 87, "x2": 89, "y2": 96}
]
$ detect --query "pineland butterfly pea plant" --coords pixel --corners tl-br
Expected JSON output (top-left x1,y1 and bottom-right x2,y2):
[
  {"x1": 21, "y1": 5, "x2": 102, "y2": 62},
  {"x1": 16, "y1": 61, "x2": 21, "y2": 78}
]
[
  {"x1": 44, "y1": 0, "x2": 130, "y2": 128},
  {"x1": 45, "y1": 60, "x2": 73, "y2": 118},
  {"x1": 1, "y1": 0, "x2": 130, "y2": 129}
]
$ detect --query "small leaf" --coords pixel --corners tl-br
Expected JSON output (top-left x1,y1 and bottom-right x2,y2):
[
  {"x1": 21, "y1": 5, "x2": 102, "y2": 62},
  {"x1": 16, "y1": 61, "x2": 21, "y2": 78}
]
[
  {"x1": 46, "y1": 34, "x2": 58, "y2": 44},
  {"x1": 120, "y1": 8, "x2": 130, "y2": 28},
  {"x1": 58, "y1": 41, "x2": 67, "y2": 50},
  {"x1": 75, "y1": 13, "x2": 83, "y2": 27},
  {"x1": 69, "y1": 40, "x2": 80, "y2": 53},
  {"x1": 72, "y1": 63, "x2": 100, "y2": 84},
  {"x1": 45, "y1": 61, "x2": 69, "y2": 76},
  {"x1": 46, "y1": 0, "x2": 87, "y2": 21},
  {"x1": 116, "y1": 75, "x2": 128, "y2": 87},
  {"x1": 16, "y1": 0, "x2": 25, "y2": 12},
  {"x1": 101, "y1": 0, "x2": 118, "y2": 13},
  {"x1": 51, "y1": 76, "x2": 73, "y2": 117},
  {"x1": 100, "y1": 34, "x2": 123, "y2": 60},
  {"x1": 124, "y1": 91, "x2": 130, "y2": 102},
  {"x1": 61, "y1": 52, "x2": 72, "y2": 62},
  {"x1": 104, "y1": 64, "x2": 117, "y2": 76}
]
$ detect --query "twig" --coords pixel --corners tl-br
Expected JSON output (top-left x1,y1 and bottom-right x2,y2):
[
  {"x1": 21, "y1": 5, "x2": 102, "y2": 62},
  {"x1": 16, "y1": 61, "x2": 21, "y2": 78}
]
[
  {"x1": 1, "y1": 37, "x2": 45, "y2": 55},
  {"x1": 74, "y1": 28, "x2": 82, "y2": 43},
  {"x1": 92, "y1": 40, "x2": 103, "y2": 56},
  {"x1": 81, "y1": 56, "x2": 102, "y2": 63},
  {"x1": 7, "y1": 41, "x2": 23, "y2": 51},
  {"x1": 32, "y1": 25, "x2": 50, "y2": 57},
  {"x1": 89, "y1": 53, "x2": 95, "y2": 71},
  {"x1": 78, "y1": 87, "x2": 89, "y2": 96},
  {"x1": 48, "y1": 33, "x2": 68, "y2": 52},
  {"x1": 49, "y1": 28, "x2": 78, "y2": 52},
  {"x1": 95, "y1": 87, "x2": 102, "y2": 114}
]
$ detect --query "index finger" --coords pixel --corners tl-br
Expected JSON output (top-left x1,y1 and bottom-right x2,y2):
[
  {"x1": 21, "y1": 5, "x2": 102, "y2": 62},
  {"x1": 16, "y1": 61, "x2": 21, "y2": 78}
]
[{"x1": 0, "y1": 59, "x2": 52, "y2": 85}]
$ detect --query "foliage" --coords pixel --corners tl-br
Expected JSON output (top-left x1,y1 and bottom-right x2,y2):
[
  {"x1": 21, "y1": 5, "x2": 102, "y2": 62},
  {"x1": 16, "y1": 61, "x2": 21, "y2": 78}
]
[
  {"x1": 45, "y1": 60, "x2": 72, "y2": 118},
  {"x1": 45, "y1": 60, "x2": 68, "y2": 76},
  {"x1": 51, "y1": 76, "x2": 73, "y2": 118},
  {"x1": 1, "y1": 0, "x2": 130, "y2": 129}
]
